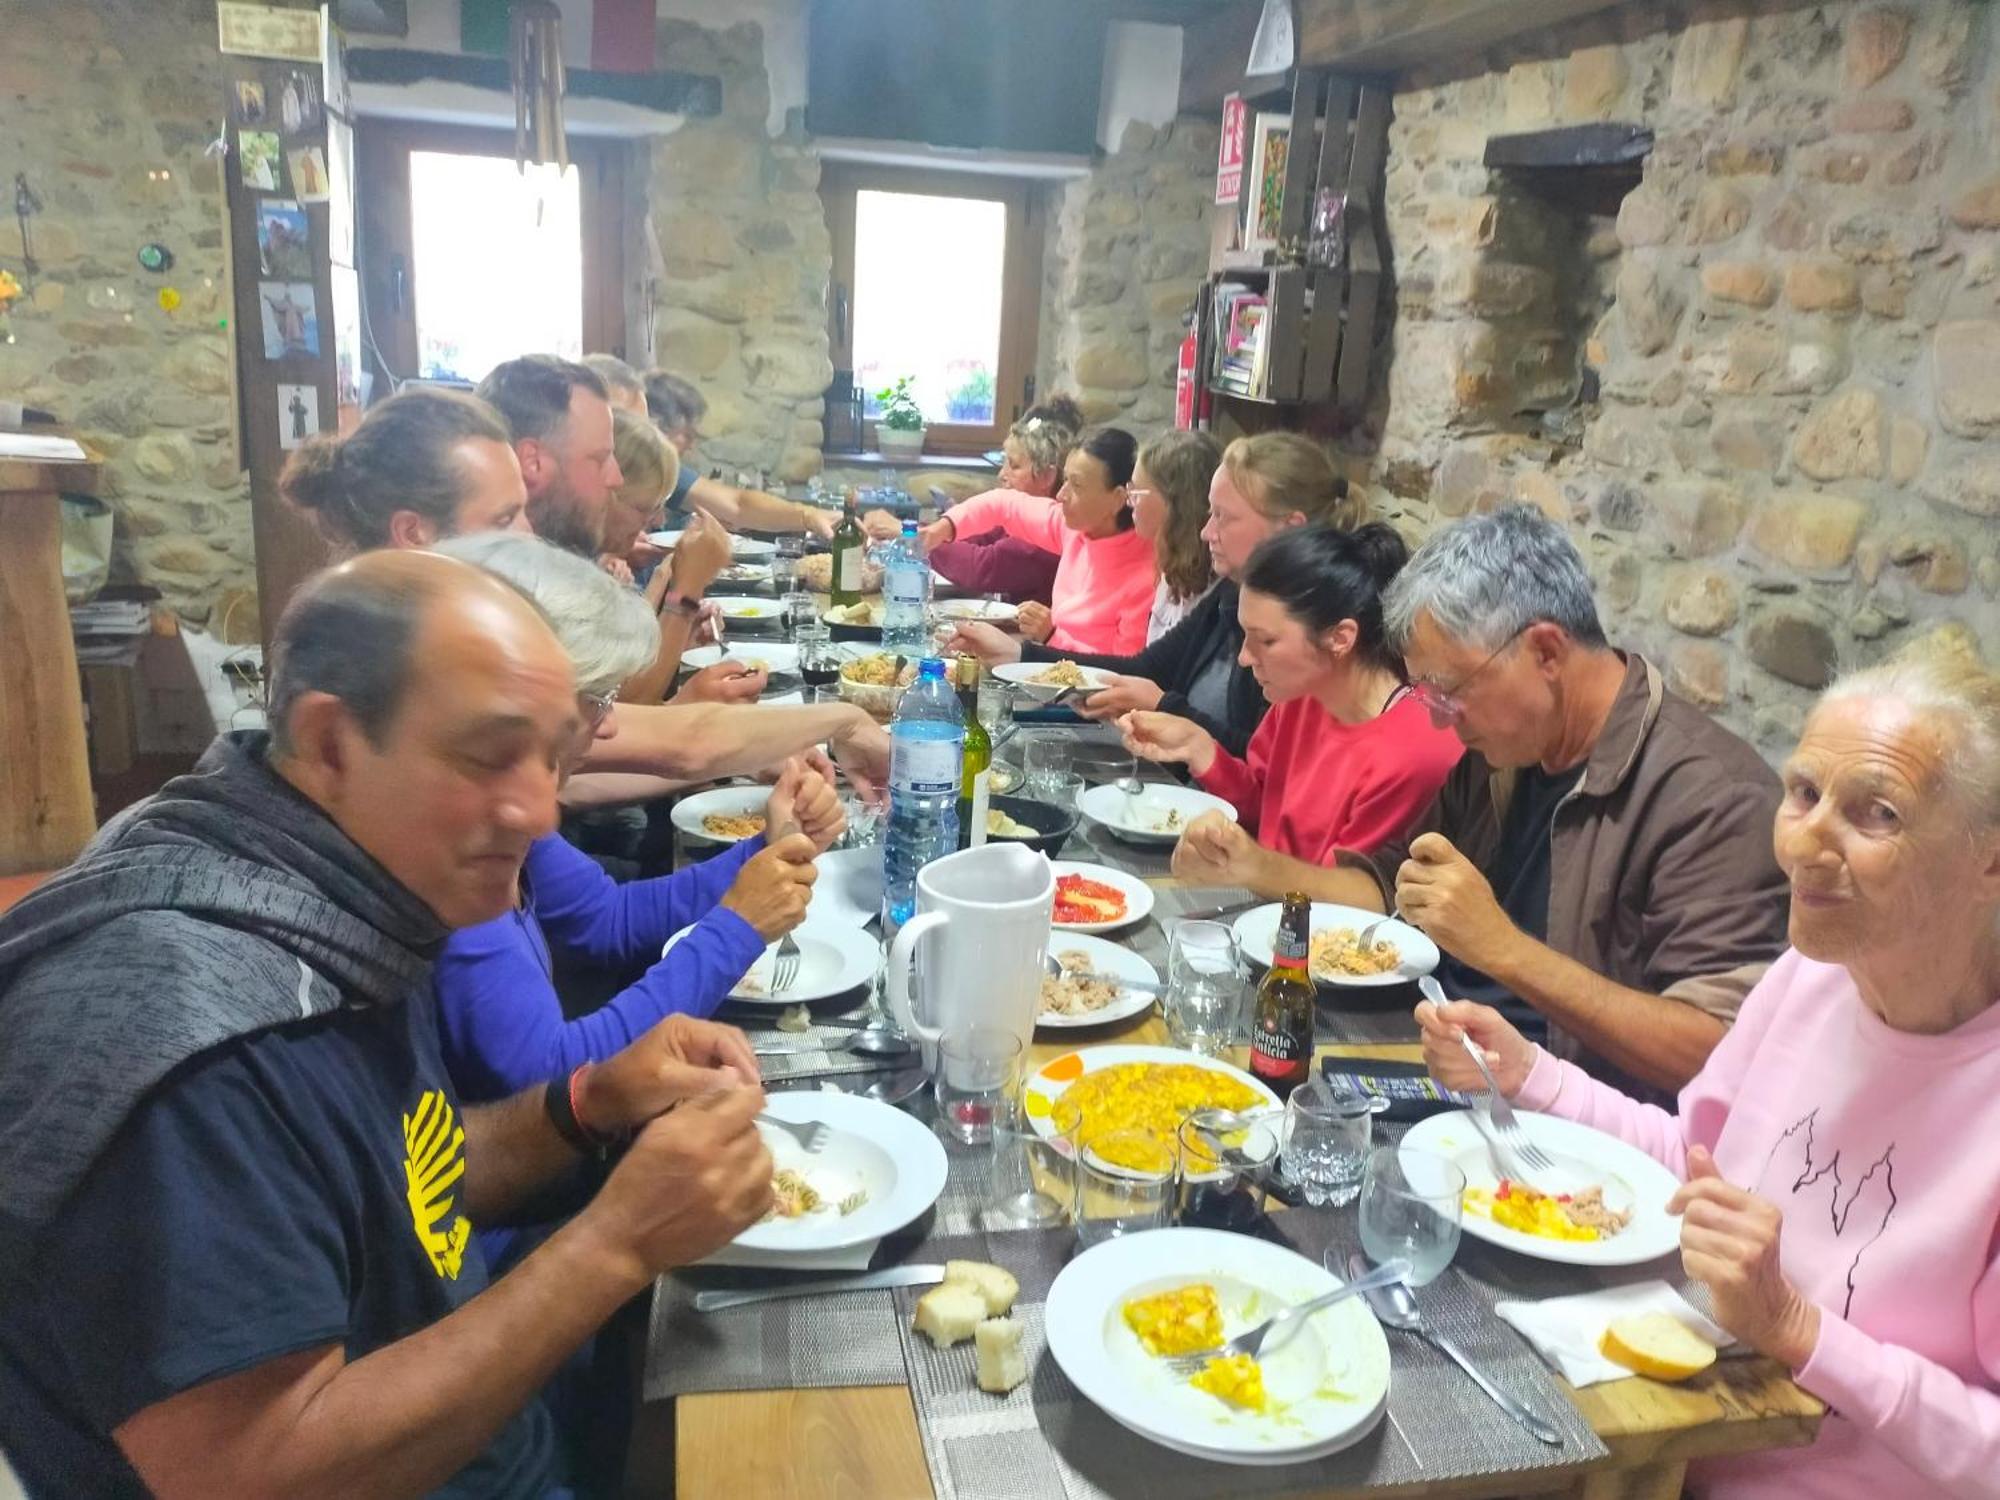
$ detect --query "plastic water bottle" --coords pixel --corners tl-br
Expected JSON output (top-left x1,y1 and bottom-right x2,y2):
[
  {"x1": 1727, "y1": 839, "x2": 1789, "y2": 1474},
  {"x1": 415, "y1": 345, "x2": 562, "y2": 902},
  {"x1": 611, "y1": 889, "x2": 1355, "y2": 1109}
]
[
  {"x1": 881, "y1": 519, "x2": 931, "y2": 655},
  {"x1": 881, "y1": 658, "x2": 964, "y2": 934}
]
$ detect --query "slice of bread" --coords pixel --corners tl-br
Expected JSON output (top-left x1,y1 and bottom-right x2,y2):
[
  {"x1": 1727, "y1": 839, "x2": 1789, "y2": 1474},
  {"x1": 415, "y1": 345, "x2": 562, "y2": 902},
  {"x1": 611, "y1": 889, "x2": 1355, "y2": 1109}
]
[
  {"x1": 974, "y1": 1317, "x2": 1028, "y2": 1393},
  {"x1": 1600, "y1": 1312, "x2": 1718, "y2": 1382},
  {"x1": 913, "y1": 1283, "x2": 988, "y2": 1349},
  {"x1": 945, "y1": 1260, "x2": 1020, "y2": 1317}
]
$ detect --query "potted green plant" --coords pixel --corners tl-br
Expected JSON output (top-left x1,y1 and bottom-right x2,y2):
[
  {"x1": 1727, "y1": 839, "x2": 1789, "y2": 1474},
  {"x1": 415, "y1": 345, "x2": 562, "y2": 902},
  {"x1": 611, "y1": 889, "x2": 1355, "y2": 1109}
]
[{"x1": 873, "y1": 375, "x2": 926, "y2": 460}]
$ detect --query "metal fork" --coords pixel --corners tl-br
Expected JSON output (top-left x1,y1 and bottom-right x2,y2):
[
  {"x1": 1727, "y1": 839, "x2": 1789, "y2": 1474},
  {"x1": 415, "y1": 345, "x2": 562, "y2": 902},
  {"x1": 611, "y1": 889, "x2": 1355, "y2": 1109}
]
[
  {"x1": 769, "y1": 933, "x2": 802, "y2": 994},
  {"x1": 1162, "y1": 1258, "x2": 1413, "y2": 1376},
  {"x1": 1357, "y1": 904, "x2": 1406, "y2": 953},
  {"x1": 756, "y1": 1113, "x2": 829, "y2": 1154},
  {"x1": 1457, "y1": 1032, "x2": 1561, "y2": 1180}
]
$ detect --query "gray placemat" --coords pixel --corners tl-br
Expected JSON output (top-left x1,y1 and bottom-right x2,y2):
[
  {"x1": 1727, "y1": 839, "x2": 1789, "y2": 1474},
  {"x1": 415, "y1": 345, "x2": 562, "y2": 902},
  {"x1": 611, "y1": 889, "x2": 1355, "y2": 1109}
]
[{"x1": 892, "y1": 1219, "x2": 1606, "y2": 1500}]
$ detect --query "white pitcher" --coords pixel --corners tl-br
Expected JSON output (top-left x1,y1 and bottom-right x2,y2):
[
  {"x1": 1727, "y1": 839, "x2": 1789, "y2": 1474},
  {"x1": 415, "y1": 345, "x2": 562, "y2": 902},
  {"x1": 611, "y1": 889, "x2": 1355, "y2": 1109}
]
[{"x1": 885, "y1": 842, "x2": 1054, "y2": 1068}]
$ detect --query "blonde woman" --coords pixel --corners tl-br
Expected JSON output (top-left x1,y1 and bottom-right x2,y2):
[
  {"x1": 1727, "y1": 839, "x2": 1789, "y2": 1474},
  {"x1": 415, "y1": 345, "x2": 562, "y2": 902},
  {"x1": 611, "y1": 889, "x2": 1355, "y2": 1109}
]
[{"x1": 950, "y1": 431, "x2": 1358, "y2": 757}]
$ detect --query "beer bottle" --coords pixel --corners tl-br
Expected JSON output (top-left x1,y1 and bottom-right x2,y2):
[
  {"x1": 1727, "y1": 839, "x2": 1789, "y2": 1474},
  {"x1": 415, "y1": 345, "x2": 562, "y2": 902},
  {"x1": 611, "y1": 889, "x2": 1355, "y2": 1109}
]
[
  {"x1": 829, "y1": 491, "x2": 867, "y2": 609},
  {"x1": 955, "y1": 656, "x2": 992, "y2": 848},
  {"x1": 1249, "y1": 892, "x2": 1316, "y2": 1097}
]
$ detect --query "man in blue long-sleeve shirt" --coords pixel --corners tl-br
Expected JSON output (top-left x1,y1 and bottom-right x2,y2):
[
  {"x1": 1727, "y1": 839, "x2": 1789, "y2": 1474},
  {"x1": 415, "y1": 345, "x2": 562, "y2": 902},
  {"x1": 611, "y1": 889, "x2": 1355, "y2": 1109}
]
[{"x1": 435, "y1": 756, "x2": 843, "y2": 1104}]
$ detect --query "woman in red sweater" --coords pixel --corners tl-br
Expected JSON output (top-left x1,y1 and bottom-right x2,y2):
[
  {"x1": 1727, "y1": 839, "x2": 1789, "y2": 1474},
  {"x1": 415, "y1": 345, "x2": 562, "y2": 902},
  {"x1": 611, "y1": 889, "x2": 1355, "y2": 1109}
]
[{"x1": 1120, "y1": 522, "x2": 1462, "y2": 877}]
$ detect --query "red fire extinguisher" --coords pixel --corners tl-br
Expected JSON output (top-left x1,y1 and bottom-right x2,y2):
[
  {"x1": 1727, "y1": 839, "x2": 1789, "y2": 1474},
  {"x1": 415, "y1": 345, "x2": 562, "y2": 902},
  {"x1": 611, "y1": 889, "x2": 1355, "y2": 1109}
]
[{"x1": 1174, "y1": 325, "x2": 1197, "y2": 430}]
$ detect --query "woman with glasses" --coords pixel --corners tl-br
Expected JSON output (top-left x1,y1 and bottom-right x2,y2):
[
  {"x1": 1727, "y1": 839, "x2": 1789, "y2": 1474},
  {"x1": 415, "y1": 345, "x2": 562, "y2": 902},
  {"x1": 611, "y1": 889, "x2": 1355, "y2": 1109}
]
[
  {"x1": 425, "y1": 532, "x2": 844, "y2": 1108},
  {"x1": 911, "y1": 396, "x2": 1080, "y2": 606},
  {"x1": 1120, "y1": 523, "x2": 1462, "y2": 873}
]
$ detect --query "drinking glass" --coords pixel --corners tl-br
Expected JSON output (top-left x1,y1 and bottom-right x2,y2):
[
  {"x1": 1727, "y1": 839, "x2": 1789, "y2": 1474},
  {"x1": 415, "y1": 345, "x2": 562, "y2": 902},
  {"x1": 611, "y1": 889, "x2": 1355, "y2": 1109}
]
[
  {"x1": 1358, "y1": 1146, "x2": 1465, "y2": 1286},
  {"x1": 782, "y1": 589, "x2": 817, "y2": 642},
  {"x1": 1038, "y1": 770, "x2": 1085, "y2": 810},
  {"x1": 797, "y1": 627, "x2": 839, "y2": 703},
  {"x1": 1023, "y1": 735, "x2": 1070, "y2": 798},
  {"x1": 1165, "y1": 920, "x2": 1244, "y2": 1057},
  {"x1": 1073, "y1": 1129, "x2": 1175, "y2": 1247},
  {"x1": 771, "y1": 532, "x2": 806, "y2": 594},
  {"x1": 933, "y1": 1026, "x2": 1022, "y2": 1146},
  {"x1": 976, "y1": 673, "x2": 1012, "y2": 734},
  {"x1": 1176, "y1": 1108, "x2": 1280, "y2": 1232},
  {"x1": 988, "y1": 1094, "x2": 1073, "y2": 1230},
  {"x1": 1279, "y1": 1084, "x2": 1375, "y2": 1207}
]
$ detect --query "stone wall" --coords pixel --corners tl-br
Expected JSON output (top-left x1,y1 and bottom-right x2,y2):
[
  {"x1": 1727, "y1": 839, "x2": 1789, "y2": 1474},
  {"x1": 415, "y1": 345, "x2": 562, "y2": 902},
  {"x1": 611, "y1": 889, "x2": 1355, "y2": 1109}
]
[
  {"x1": 1037, "y1": 117, "x2": 1219, "y2": 430},
  {"x1": 1375, "y1": 0, "x2": 1998, "y2": 757},
  {"x1": 647, "y1": 14, "x2": 831, "y2": 486},
  {"x1": 0, "y1": 0, "x2": 251, "y2": 623}
]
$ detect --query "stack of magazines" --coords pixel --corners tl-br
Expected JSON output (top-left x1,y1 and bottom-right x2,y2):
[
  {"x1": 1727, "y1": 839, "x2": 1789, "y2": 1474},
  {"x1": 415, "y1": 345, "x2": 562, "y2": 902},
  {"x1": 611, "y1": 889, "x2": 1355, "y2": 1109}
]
[{"x1": 1210, "y1": 282, "x2": 1270, "y2": 399}]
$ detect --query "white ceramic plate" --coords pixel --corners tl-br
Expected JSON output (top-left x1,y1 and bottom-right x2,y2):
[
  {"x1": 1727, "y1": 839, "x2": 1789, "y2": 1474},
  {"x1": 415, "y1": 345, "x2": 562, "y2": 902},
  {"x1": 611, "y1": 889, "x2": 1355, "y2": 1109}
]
[
  {"x1": 1044, "y1": 1227, "x2": 1391, "y2": 1465},
  {"x1": 1403, "y1": 1110, "x2": 1682, "y2": 1267},
  {"x1": 991, "y1": 660, "x2": 1118, "y2": 701},
  {"x1": 647, "y1": 529, "x2": 776, "y2": 560},
  {"x1": 678, "y1": 642, "x2": 800, "y2": 674},
  {"x1": 670, "y1": 785, "x2": 769, "y2": 844},
  {"x1": 1021, "y1": 1044, "x2": 1278, "y2": 1149},
  {"x1": 1076, "y1": 783, "x2": 1239, "y2": 846},
  {"x1": 715, "y1": 561, "x2": 773, "y2": 587},
  {"x1": 807, "y1": 845, "x2": 883, "y2": 927},
  {"x1": 1232, "y1": 901, "x2": 1439, "y2": 987},
  {"x1": 726, "y1": 918, "x2": 880, "y2": 1005},
  {"x1": 931, "y1": 597, "x2": 1019, "y2": 624},
  {"x1": 731, "y1": 1092, "x2": 948, "y2": 1253},
  {"x1": 708, "y1": 594, "x2": 784, "y2": 623},
  {"x1": 1049, "y1": 860, "x2": 1154, "y2": 933},
  {"x1": 1037, "y1": 932, "x2": 1159, "y2": 1030}
]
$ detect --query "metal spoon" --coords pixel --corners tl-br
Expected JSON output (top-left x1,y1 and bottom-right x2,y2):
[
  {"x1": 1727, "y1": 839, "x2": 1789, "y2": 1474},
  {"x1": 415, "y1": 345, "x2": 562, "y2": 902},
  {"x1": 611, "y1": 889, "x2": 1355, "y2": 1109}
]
[{"x1": 1345, "y1": 1252, "x2": 1564, "y2": 1447}]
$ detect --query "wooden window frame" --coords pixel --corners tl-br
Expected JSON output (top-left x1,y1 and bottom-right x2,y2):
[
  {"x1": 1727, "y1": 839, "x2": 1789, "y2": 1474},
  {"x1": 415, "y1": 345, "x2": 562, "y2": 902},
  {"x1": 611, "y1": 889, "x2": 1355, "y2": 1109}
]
[
  {"x1": 355, "y1": 119, "x2": 630, "y2": 387},
  {"x1": 822, "y1": 163, "x2": 1044, "y2": 457}
]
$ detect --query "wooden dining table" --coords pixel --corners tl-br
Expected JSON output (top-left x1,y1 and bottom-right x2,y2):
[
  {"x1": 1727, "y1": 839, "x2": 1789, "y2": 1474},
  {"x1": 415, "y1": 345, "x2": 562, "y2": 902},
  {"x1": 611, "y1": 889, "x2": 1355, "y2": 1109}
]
[{"x1": 666, "y1": 965, "x2": 1822, "y2": 1500}]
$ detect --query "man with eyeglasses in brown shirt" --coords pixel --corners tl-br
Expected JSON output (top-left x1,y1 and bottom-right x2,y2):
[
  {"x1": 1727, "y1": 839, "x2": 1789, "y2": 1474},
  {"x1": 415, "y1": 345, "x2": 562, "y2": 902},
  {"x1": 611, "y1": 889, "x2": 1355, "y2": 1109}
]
[{"x1": 1173, "y1": 505, "x2": 1787, "y2": 1099}]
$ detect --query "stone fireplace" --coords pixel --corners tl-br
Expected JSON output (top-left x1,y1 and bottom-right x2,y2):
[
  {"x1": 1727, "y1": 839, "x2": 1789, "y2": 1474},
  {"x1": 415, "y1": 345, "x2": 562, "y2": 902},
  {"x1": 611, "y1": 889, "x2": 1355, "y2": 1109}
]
[{"x1": 1368, "y1": 0, "x2": 1995, "y2": 758}]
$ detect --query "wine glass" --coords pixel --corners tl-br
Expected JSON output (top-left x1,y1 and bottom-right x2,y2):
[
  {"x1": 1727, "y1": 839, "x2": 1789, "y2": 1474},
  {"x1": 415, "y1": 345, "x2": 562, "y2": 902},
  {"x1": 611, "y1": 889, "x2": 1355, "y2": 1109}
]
[{"x1": 1358, "y1": 1145, "x2": 1465, "y2": 1287}]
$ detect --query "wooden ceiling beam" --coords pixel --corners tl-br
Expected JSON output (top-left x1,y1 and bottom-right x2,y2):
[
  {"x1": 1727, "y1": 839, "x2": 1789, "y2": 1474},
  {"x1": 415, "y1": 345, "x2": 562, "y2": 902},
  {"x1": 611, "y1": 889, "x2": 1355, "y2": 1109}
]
[{"x1": 1294, "y1": 0, "x2": 1631, "y2": 73}]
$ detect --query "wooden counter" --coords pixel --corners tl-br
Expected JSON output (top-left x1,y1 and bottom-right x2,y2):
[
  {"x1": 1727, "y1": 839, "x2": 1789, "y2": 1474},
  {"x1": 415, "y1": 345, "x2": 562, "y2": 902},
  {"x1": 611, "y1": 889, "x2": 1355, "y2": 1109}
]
[{"x1": 0, "y1": 451, "x2": 100, "y2": 874}]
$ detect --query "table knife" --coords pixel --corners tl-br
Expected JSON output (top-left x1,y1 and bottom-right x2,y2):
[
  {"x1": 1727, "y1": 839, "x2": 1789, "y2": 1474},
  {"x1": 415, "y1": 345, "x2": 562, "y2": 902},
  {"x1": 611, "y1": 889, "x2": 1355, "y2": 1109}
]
[{"x1": 693, "y1": 1264, "x2": 946, "y2": 1312}]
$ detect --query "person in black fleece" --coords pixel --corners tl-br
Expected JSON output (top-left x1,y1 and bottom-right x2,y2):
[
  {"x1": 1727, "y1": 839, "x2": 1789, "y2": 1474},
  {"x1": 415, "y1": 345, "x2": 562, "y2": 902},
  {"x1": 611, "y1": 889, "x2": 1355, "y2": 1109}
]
[{"x1": 947, "y1": 430, "x2": 1361, "y2": 757}]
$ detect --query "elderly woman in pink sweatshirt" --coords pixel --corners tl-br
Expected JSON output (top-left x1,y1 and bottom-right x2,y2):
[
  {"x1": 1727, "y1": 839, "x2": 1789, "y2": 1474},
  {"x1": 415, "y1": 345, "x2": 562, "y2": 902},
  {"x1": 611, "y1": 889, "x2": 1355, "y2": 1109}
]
[
  {"x1": 1420, "y1": 632, "x2": 2000, "y2": 1500},
  {"x1": 920, "y1": 427, "x2": 1156, "y2": 655}
]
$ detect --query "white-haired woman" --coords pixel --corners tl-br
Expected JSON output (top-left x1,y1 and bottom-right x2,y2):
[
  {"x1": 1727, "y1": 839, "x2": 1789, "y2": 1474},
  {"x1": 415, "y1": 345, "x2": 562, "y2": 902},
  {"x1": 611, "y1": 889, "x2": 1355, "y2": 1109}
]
[
  {"x1": 1420, "y1": 632, "x2": 2000, "y2": 1499},
  {"x1": 426, "y1": 533, "x2": 842, "y2": 1107}
]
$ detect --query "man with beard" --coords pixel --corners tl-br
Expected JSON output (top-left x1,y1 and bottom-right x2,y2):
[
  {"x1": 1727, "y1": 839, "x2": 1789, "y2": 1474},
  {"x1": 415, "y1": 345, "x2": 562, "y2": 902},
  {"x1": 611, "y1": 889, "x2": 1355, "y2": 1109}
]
[{"x1": 477, "y1": 354, "x2": 624, "y2": 556}]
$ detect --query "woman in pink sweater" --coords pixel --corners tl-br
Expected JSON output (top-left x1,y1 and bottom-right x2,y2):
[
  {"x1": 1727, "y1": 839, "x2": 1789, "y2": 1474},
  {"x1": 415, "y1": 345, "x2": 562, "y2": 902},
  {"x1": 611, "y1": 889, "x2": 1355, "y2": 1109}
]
[
  {"x1": 1419, "y1": 634, "x2": 2000, "y2": 1500},
  {"x1": 924, "y1": 427, "x2": 1157, "y2": 654},
  {"x1": 1121, "y1": 522, "x2": 1461, "y2": 874}
]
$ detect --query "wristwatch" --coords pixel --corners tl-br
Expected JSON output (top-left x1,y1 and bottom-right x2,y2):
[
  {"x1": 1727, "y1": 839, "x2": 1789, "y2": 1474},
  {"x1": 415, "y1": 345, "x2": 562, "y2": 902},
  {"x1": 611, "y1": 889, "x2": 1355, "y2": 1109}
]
[
  {"x1": 545, "y1": 1063, "x2": 627, "y2": 1160},
  {"x1": 659, "y1": 587, "x2": 702, "y2": 618}
]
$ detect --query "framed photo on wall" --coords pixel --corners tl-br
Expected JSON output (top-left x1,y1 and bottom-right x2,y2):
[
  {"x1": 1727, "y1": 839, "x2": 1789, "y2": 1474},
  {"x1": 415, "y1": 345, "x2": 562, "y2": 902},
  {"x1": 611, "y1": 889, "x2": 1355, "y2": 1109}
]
[{"x1": 1242, "y1": 112, "x2": 1291, "y2": 255}]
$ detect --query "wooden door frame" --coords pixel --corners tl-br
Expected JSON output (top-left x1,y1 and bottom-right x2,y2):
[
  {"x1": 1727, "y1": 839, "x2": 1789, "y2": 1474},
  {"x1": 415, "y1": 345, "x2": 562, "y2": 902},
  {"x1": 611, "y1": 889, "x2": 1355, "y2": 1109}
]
[
  {"x1": 355, "y1": 119, "x2": 631, "y2": 389},
  {"x1": 821, "y1": 162, "x2": 1044, "y2": 455}
]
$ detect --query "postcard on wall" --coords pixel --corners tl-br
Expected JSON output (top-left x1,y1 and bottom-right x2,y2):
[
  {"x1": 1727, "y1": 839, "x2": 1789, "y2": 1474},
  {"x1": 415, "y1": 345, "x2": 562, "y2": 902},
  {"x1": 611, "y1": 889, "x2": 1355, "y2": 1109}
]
[
  {"x1": 232, "y1": 79, "x2": 267, "y2": 127},
  {"x1": 287, "y1": 145, "x2": 329, "y2": 202},
  {"x1": 259, "y1": 280, "x2": 320, "y2": 359},
  {"x1": 217, "y1": 2, "x2": 323, "y2": 62},
  {"x1": 275, "y1": 67, "x2": 322, "y2": 132},
  {"x1": 277, "y1": 384, "x2": 321, "y2": 449},
  {"x1": 1243, "y1": 113, "x2": 1291, "y2": 254},
  {"x1": 256, "y1": 199, "x2": 310, "y2": 280},
  {"x1": 238, "y1": 129, "x2": 283, "y2": 192}
]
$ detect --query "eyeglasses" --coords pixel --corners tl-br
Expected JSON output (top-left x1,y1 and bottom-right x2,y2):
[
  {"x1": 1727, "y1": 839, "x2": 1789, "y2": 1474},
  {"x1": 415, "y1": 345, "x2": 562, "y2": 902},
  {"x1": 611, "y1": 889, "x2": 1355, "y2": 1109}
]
[
  {"x1": 1123, "y1": 486, "x2": 1154, "y2": 508},
  {"x1": 576, "y1": 690, "x2": 616, "y2": 739},
  {"x1": 1407, "y1": 624, "x2": 1531, "y2": 725}
]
